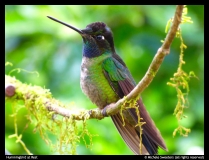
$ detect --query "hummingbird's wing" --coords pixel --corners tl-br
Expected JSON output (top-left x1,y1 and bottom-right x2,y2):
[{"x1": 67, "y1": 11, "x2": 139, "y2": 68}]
[{"x1": 102, "y1": 55, "x2": 167, "y2": 155}]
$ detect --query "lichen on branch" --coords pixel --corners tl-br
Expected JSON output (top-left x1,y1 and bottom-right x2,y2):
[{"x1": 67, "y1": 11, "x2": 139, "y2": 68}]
[
  {"x1": 5, "y1": 75, "x2": 96, "y2": 155},
  {"x1": 166, "y1": 5, "x2": 196, "y2": 137}
]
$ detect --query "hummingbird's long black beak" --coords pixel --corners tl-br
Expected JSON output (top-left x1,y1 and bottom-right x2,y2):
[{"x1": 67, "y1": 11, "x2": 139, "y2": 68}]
[{"x1": 47, "y1": 16, "x2": 83, "y2": 34}]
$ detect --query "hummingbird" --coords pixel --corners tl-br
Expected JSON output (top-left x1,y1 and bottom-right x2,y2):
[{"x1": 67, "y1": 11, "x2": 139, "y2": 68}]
[{"x1": 47, "y1": 16, "x2": 167, "y2": 155}]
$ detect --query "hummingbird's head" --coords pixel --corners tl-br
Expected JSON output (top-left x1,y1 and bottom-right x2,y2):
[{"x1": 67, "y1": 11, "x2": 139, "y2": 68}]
[
  {"x1": 81, "y1": 22, "x2": 115, "y2": 58},
  {"x1": 47, "y1": 16, "x2": 115, "y2": 58}
]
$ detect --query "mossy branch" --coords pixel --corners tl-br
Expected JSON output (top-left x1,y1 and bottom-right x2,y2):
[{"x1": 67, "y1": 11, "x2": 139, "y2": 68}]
[
  {"x1": 5, "y1": 5, "x2": 184, "y2": 121},
  {"x1": 5, "y1": 75, "x2": 103, "y2": 120}
]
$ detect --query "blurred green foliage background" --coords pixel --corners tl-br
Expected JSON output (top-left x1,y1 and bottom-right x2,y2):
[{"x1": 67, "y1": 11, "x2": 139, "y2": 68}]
[{"x1": 5, "y1": 5, "x2": 204, "y2": 155}]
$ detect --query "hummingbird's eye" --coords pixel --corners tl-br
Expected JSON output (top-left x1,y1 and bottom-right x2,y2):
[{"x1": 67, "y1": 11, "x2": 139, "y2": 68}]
[{"x1": 96, "y1": 35, "x2": 105, "y2": 41}]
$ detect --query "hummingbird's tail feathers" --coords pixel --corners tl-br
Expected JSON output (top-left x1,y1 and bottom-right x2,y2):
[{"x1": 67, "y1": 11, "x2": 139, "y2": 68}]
[
  {"x1": 111, "y1": 114, "x2": 149, "y2": 155},
  {"x1": 117, "y1": 79, "x2": 168, "y2": 153},
  {"x1": 139, "y1": 131, "x2": 159, "y2": 155},
  {"x1": 136, "y1": 99, "x2": 168, "y2": 151}
]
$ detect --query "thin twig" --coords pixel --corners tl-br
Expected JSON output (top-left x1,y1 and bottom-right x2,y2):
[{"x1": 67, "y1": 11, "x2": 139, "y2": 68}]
[{"x1": 104, "y1": 5, "x2": 184, "y2": 116}]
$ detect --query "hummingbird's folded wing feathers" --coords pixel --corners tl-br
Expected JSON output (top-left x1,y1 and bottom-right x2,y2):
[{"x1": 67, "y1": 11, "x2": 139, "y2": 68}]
[{"x1": 102, "y1": 55, "x2": 167, "y2": 155}]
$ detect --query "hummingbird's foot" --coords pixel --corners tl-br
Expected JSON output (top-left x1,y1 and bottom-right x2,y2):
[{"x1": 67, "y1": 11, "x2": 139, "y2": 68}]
[{"x1": 102, "y1": 103, "x2": 115, "y2": 117}]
